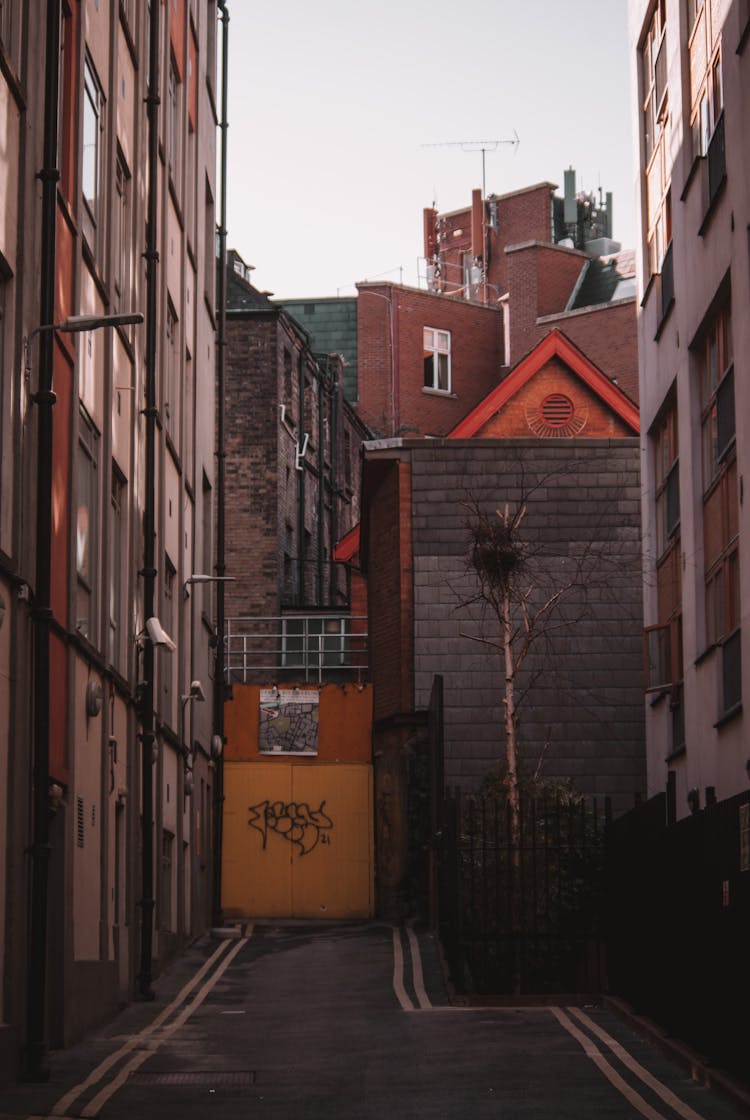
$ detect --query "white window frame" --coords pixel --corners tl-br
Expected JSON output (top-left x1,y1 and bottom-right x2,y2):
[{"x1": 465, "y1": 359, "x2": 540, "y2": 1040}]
[
  {"x1": 423, "y1": 327, "x2": 451, "y2": 394},
  {"x1": 82, "y1": 55, "x2": 105, "y2": 259}
]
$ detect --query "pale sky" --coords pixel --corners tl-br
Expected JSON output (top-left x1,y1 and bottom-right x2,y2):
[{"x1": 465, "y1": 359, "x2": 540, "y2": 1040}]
[{"x1": 224, "y1": 1, "x2": 636, "y2": 299}]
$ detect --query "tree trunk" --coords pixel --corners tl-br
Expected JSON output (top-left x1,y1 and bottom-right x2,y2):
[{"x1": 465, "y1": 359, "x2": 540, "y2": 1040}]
[{"x1": 502, "y1": 584, "x2": 522, "y2": 993}]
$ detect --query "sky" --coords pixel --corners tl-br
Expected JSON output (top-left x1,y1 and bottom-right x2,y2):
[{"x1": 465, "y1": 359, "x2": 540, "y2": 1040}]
[{"x1": 224, "y1": 1, "x2": 636, "y2": 300}]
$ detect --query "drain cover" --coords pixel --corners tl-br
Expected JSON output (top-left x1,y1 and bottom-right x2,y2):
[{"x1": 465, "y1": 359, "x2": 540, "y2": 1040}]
[{"x1": 129, "y1": 1071, "x2": 256, "y2": 1087}]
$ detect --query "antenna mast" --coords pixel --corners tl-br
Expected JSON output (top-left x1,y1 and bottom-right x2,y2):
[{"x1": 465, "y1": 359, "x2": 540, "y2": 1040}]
[{"x1": 423, "y1": 133, "x2": 520, "y2": 198}]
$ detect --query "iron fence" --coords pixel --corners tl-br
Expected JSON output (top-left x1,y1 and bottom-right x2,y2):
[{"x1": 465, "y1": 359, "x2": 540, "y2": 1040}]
[
  {"x1": 607, "y1": 788, "x2": 750, "y2": 1082},
  {"x1": 437, "y1": 790, "x2": 609, "y2": 996}
]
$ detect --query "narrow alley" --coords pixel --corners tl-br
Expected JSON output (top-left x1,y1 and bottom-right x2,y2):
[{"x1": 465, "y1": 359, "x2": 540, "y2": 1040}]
[{"x1": 1, "y1": 923, "x2": 747, "y2": 1120}]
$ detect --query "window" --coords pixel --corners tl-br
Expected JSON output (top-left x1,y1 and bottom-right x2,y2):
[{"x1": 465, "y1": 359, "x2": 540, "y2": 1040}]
[
  {"x1": 77, "y1": 410, "x2": 100, "y2": 641},
  {"x1": 698, "y1": 298, "x2": 740, "y2": 711},
  {"x1": 113, "y1": 154, "x2": 132, "y2": 313},
  {"x1": 641, "y1": 0, "x2": 667, "y2": 166},
  {"x1": 689, "y1": 0, "x2": 723, "y2": 160},
  {"x1": 206, "y1": 0, "x2": 217, "y2": 98},
  {"x1": 641, "y1": 2, "x2": 671, "y2": 277},
  {"x1": 653, "y1": 398, "x2": 680, "y2": 559},
  {"x1": 165, "y1": 302, "x2": 180, "y2": 448},
  {"x1": 699, "y1": 303, "x2": 733, "y2": 491},
  {"x1": 283, "y1": 347, "x2": 294, "y2": 409},
  {"x1": 167, "y1": 53, "x2": 183, "y2": 193},
  {"x1": 706, "y1": 545, "x2": 741, "y2": 710},
  {"x1": 82, "y1": 56, "x2": 106, "y2": 260},
  {"x1": 186, "y1": 120, "x2": 197, "y2": 247},
  {"x1": 57, "y1": 2, "x2": 75, "y2": 201},
  {"x1": 423, "y1": 328, "x2": 451, "y2": 392},
  {"x1": 201, "y1": 472, "x2": 212, "y2": 619},
  {"x1": 108, "y1": 466, "x2": 126, "y2": 669},
  {"x1": 204, "y1": 177, "x2": 215, "y2": 308},
  {"x1": 160, "y1": 830, "x2": 175, "y2": 931},
  {"x1": 120, "y1": 0, "x2": 135, "y2": 38},
  {"x1": 161, "y1": 556, "x2": 176, "y2": 719},
  {"x1": 646, "y1": 391, "x2": 683, "y2": 710},
  {"x1": 0, "y1": 0, "x2": 21, "y2": 67}
]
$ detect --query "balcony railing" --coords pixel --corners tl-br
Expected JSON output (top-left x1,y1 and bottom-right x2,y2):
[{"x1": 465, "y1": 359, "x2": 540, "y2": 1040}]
[{"x1": 225, "y1": 614, "x2": 369, "y2": 685}]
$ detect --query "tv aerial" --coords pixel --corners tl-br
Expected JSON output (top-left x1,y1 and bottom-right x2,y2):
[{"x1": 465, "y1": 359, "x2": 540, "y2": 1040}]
[{"x1": 423, "y1": 132, "x2": 520, "y2": 198}]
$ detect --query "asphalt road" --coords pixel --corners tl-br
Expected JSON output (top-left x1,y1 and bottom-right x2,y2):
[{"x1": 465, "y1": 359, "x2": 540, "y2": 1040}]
[{"x1": 1, "y1": 922, "x2": 748, "y2": 1119}]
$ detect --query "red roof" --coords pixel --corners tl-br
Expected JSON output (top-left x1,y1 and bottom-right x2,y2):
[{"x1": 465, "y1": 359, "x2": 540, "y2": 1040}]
[
  {"x1": 448, "y1": 329, "x2": 640, "y2": 438},
  {"x1": 333, "y1": 524, "x2": 361, "y2": 562}
]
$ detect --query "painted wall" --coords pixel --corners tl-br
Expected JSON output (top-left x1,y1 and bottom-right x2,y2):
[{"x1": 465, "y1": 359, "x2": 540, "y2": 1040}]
[{"x1": 225, "y1": 682, "x2": 372, "y2": 764}]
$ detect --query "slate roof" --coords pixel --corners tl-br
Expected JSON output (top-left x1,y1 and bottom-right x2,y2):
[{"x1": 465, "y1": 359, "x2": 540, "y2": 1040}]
[
  {"x1": 569, "y1": 250, "x2": 637, "y2": 310},
  {"x1": 278, "y1": 298, "x2": 359, "y2": 403}
]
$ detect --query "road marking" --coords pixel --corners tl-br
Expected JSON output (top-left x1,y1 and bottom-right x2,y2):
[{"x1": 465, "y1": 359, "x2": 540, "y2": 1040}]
[
  {"x1": 49, "y1": 933, "x2": 242, "y2": 1118},
  {"x1": 391, "y1": 926, "x2": 415, "y2": 1011},
  {"x1": 406, "y1": 921, "x2": 432, "y2": 1010},
  {"x1": 569, "y1": 1008, "x2": 707, "y2": 1120},
  {"x1": 81, "y1": 936, "x2": 249, "y2": 1117},
  {"x1": 551, "y1": 1007, "x2": 670, "y2": 1120}
]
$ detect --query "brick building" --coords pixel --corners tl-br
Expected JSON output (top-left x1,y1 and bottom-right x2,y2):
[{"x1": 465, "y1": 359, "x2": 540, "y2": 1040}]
[
  {"x1": 223, "y1": 250, "x2": 370, "y2": 650},
  {"x1": 423, "y1": 178, "x2": 639, "y2": 399},
  {"x1": 360, "y1": 329, "x2": 645, "y2": 907}
]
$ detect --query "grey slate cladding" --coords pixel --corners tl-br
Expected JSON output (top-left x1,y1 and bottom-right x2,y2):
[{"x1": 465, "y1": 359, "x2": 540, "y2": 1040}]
[{"x1": 408, "y1": 438, "x2": 645, "y2": 813}]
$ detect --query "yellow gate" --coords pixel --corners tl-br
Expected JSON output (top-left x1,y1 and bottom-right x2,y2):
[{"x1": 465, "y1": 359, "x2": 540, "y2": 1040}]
[{"x1": 222, "y1": 762, "x2": 374, "y2": 919}]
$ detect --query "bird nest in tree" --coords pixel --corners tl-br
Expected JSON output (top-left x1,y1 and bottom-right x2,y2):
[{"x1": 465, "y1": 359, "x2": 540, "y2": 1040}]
[{"x1": 469, "y1": 515, "x2": 524, "y2": 588}]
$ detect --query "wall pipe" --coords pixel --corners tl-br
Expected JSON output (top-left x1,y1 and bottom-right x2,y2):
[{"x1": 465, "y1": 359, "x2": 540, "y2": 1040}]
[
  {"x1": 137, "y1": 0, "x2": 161, "y2": 1000},
  {"x1": 23, "y1": 0, "x2": 61, "y2": 1081},
  {"x1": 212, "y1": 0, "x2": 229, "y2": 928}
]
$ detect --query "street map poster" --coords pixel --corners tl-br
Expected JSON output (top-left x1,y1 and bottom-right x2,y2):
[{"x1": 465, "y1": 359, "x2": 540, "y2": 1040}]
[{"x1": 259, "y1": 688, "x2": 319, "y2": 754}]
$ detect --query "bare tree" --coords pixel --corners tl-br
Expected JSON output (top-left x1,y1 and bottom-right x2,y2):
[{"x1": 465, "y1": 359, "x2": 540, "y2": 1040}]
[{"x1": 462, "y1": 495, "x2": 583, "y2": 855}]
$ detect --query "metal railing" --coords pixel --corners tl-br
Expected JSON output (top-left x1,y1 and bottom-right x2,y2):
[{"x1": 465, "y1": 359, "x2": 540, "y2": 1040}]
[{"x1": 224, "y1": 614, "x2": 369, "y2": 685}]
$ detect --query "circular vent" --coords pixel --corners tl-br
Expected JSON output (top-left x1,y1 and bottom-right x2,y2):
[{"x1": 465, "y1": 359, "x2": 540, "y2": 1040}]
[{"x1": 539, "y1": 394, "x2": 574, "y2": 428}]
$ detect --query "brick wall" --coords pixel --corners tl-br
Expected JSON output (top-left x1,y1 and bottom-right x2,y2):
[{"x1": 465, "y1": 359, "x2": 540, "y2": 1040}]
[
  {"x1": 224, "y1": 313, "x2": 282, "y2": 619},
  {"x1": 365, "y1": 439, "x2": 645, "y2": 811},
  {"x1": 478, "y1": 357, "x2": 635, "y2": 439},
  {"x1": 505, "y1": 244, "x2": 638, "y2": 398},
  {"x1": 357, "y1": 283, "x2": 503, "y2": 438},
  {"x1": 541, "y1": 302, "x2": 639, "y2": 404},
  {"x1": 224, "y1": 310, "x2": 366, "y2": 621},
  {"x1": 434, "y1": 183, "x2": 555, "y2": 298},
  {"x1": 365, "y1": 459, "x2": 413, "y2": 721}
]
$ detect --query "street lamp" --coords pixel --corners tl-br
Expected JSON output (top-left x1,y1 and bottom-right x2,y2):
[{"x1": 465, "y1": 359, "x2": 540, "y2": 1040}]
[
  {"x1": 24, "y1": 312, "x2": 144, "y2": 380},
  {"x1": 180, "y1": 680, "x2": 206, "y2": 796},
  {"x1": 24, "y1": 309, "x2": 143, "y2": 1081},
  {"x1": 182, "y1": 573, "x2": 236, "y2": 599}
]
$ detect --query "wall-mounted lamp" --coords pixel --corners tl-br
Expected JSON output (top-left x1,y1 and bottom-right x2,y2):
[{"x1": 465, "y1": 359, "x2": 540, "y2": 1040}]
[
  {"x1": 182, "y1": 573, "x2": 236, "y2": 599},
  {"x1": 85, "y1": 679, "x2": 104, "y2": 718},
  {"x1": 180, "y1": 681, "x2": 206, "y2": 797}
]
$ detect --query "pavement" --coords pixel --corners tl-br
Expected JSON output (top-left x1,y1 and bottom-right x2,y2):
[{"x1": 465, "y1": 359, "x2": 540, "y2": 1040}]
[{"x1": 0, "y1": 921, "x2": 748, "y2": 1119}]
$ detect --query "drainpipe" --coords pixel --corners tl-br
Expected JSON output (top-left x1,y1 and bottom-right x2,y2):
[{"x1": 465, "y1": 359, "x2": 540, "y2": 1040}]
[
  {"x1": 23, "y1": 0, "x2": 61, "y2": 1082},
  {"x1": 138, "y1": 0, "x2": 160, "y2": 1001},
  {"x1": 317, "y1": 369, "x2": 325, "y2": 607},
  {"x1": 328, "y1": 367, "x2": 338, "y2": 605},
  {"x1": 212, "y1": 0, "x2": 229, "y2": 929},
  {"x1": 297, "y1": 354, "x2": 306, "y2": 604}
]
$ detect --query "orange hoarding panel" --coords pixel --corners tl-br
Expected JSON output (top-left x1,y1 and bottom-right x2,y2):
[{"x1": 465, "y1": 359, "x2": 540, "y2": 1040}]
[
  {"x1": 224, "y1": 683, "x2": 372, "y2": 764},
  {"x1": 221, "y1": 762, "x2": 374, "y2": 919}
]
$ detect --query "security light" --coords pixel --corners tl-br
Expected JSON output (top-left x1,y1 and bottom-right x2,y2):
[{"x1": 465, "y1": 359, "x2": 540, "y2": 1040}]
[{"x1": 145, "y1": 616, "x2": 176, "y2": 651}]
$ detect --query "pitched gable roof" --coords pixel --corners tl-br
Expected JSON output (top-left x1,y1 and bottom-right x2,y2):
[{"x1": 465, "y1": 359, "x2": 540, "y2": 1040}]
[{"x1": 448, "y1": 329, "x2": 639, "y2": 438}]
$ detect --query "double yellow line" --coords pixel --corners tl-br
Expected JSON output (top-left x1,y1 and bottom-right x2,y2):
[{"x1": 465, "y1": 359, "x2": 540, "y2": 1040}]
[{"x1": 38, "y1": 930, "x2": 250, "y2": 1120}]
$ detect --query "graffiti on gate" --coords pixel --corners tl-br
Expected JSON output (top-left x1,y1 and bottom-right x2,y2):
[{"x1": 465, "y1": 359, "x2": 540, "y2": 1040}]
[{"x1": 248, "y1": 799, "x2": 333, "y2": 856}]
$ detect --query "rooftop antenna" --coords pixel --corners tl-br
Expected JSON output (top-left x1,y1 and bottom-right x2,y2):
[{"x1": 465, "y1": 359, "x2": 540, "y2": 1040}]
[{"x1": 422, "y1": 132, "x2": 520, "y2": 198}]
